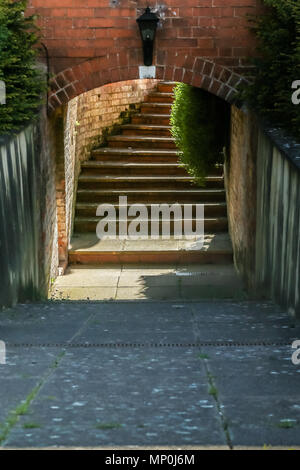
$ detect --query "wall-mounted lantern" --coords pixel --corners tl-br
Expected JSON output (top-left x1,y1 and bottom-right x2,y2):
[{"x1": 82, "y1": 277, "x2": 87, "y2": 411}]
[{"x1": 136, "y1": 7, "x2": 159, "y2": 67}]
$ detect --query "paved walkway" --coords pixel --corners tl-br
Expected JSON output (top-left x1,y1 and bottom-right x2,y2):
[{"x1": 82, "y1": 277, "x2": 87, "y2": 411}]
[
  {"x1": 50, "y1": 263, "x2": 245, "y2": 301},
  {"x1": 0, "y1": 300, "x2": 300, "y2": 449}
]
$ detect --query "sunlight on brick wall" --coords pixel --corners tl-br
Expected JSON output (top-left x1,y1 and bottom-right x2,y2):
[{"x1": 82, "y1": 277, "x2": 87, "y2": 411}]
[{"x1": 63, "y1": 78, "x2": 158, "y2": 245}]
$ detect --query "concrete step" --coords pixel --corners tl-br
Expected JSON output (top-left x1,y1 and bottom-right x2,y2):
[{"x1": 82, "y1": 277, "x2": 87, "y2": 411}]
[
  {"x1": 80, "y1": 161, "x2": 188, "y2": 176},
  {"x1": 73, "y1": 217, "x2": 228, "y2": 234},
  {"x1": 76, "y1": 188, "x2": 227, "y2": 204},
  {"x1": 140, "y1": 102, "x2": 172, "y2": 115},
  {"x1": 146, "y1": 92, "x2": 174, "y2": 104},
  {"x1": 107, "y1": 135, "x2": 176, "y2": 150},
  {"x1": 121, "y1": 124, "x2": 172, "y2": 137},
  {"x1": 131, "y1": 114, "x2": 171, "y2": 126},
  {"x1": 75, "y1": 202, "x2": 227, "y2": 218},
  {"x1": 91, "y1": 148, "x2": 179, "y2": 163},
  {"x1": 77, "y1": 175, "x2": 224, "y2": 191},
  {"x1": 158, "y1": 81, "x2": 178, "y2": 93},
  {"x1": 80, "y1": 161, "x2": 224, "y2": 177},
  {"x1": 68, "y1": 233, "x2": 233, "y2": 265}
]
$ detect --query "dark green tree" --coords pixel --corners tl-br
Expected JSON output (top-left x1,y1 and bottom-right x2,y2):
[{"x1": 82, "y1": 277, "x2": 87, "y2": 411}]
[
  {"x1": 240, "y1": 0, "x2": 300, "y2": 137},
  {"x1": 0, "y1": 0, "x2": 46, "y2": 136}
]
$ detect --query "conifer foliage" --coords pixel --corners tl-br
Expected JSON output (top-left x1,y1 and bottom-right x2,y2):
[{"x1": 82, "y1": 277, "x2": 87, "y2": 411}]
[
  {"x1": 0, "y1": 0, "x2": 45, "y2": 136},
  {"x1": 240, "y1": 0, "x2": 300, "y2": 137}
]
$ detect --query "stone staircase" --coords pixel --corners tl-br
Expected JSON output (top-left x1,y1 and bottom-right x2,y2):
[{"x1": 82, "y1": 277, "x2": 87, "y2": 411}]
[{"x1": 69, "y1": 81, "x2": 233, "y2": 266}]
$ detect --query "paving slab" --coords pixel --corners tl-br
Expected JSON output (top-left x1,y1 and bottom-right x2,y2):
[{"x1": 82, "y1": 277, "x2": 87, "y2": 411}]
[
  {"x1": 190, "y1": 301, "x2": 300, "y2": 343},
  {"x1": 0, "y1": 348, "x2": 60, "y2": 427},
  {"x1": 74, "y1": 301, "x2": 195, "y2": 344},
  {"x1": 51, "y1": 287, "x2": 117, "y2": 301},
  {"x1": 199, "y1": 346, "x2": 300, "y2": 446},
  {"x1": 0, "y1": 302, "x2": 95, "y2": 344},
  {"x1": 115, "y1": 286, "x2": 183, "y2": 301},
  {"x1": 54, "y1": 268, "x2": 121, "y2": 287},
  {"x1": 3, "y1": 348, "x2": 226, "y2": 448},
  {"x1": 117, "y1": 271, "x2": 178, "y2": 288}
]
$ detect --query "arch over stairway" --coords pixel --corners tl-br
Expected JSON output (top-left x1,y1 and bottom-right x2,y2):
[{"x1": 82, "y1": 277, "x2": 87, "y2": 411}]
[
  {"x1": 48, "y1": 53, "x2": 248, "y2": 112},
  {"x1": 68, "y1": 81, "x2": 233, "y2": 267}
]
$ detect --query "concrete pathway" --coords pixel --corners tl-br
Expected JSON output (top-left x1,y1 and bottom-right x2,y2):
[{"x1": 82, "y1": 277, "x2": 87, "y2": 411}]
[
  {"x1": 50, "y1": 263, "x2": 245, "y2": 301},
  {"x1": 0, "y1": 300, "x2": 300, "y2": 449}
]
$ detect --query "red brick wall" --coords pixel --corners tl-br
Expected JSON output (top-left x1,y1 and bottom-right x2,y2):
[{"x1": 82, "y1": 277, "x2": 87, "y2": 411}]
[
  {"x1": 26, "y1": 0, "x2": 263, "y2": 111},
  {"x1": 73, "y1": 79, "x2": 158, "y2": 165},
  {"x1": 63, "y1": 79, "x2": 158, "y2": 253}
]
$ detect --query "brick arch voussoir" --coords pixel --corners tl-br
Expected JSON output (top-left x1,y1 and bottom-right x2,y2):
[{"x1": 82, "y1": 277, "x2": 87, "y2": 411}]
[
  {"x1": 48, "y1": 51, "x2": 141, "y2": 113},
  {"x1": 157, "y1": 54, "x2": 248, "y2": 104}
]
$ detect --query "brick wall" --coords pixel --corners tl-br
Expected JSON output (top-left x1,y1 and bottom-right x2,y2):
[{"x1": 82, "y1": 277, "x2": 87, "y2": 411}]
[
  {"x1": 48, "y1": 109, "x2": 68, "y2": 271},
  {"x1": 26, "y1": 0, "x2": 263, "y2": 111},
  {"x1": 75, "y1": 78, "x2": 158, "y2": 164},
  {"x1": 38, "y1": 108, "x2": 59, "y2": 288},
  {"x1": 63, "y1": 78, "x2": 158, "y2": 247},
  {"x1": 64, "y1": 98, "x2": 78, "y2": 259},
  {"x1": 28, "y1": 0, "x2": 261, "y2": 74},
  {"x1": 225, "y1": 105, "x2": 258, "y2": 291}
]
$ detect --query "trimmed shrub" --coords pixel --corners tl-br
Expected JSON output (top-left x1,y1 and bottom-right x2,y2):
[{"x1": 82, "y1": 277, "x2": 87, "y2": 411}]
[
  {"x1": 171, "y1": 83, "x2": 229, "y2": 186},
  {"x1": 239, "y1": 0, "x2": 300, "y2": 138},
  {"x1": 0, "y1": 0, "x2": 46, "y2": 136},
  {"x1": 170, "y1": 83, "x2": 230, "y2": 186}
]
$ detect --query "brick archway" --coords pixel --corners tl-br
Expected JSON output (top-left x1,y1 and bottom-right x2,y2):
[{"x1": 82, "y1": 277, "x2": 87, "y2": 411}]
[{"x1": 48, "y1": 50, "x2": 248, "y2": 112}]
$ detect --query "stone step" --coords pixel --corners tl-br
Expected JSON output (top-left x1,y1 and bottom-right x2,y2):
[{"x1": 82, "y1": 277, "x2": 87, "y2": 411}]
[
  {"x1": 77, "y1": 175, "x2": 224, "y2": 190},
  {"x1": 121, "y1": 124, "x2": 172, "y2": 137},
  {"x1": 131, "y1": 113, "x2": 171, "y2": 126},
  {"x1": 73, "y1": 217, "x2": 228, "y2": 234},
  {"x1": 91, "y1": 148, "x2": 179, "y2": 163},
  {"x1": 157, "y1": 81, "x2": 178, "y2": 93},
  {"x1": 69, "y1": 250, "x2": 233, "y2": 266},
  {"x1": 107, "y1": 135, "x2": 176, "y2": 149},
  {"x1": 68, "y1": 233, "x2": 233, "y2": 265},
  {"x1": 80, "y1": 161, "x2": 224, "y2": 177},
  {"x1": 140, "y1": 102, "x2": 172, "y2": 115},
  {"x1": 76, "y1": 188, "x2": 227, "y2": 204},
  {"x1": 80, "y1": 161, "x2": 188, "y2": 176},
  {"x1": 146, "y1": 92, "x2": 174, "y2": 104},
  {"x1": 75, "y1": 202, "x2": 227, "y2": 218}
]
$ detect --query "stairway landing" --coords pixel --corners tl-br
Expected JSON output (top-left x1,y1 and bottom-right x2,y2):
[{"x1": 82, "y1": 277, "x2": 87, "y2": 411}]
[
  {"x1": 50, "y1": 262, "x2": 245, "y2": 301},
  {"x1": 68, "y1": 232, "x2": 233, "y2": 265}
]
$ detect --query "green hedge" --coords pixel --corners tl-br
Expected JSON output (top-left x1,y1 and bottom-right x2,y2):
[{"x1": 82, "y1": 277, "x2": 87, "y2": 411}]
[
  {"x1": 170, "y1": 83, "x2": 230, "y2": 186},
  {"x1": 0, "y1": 0, "x2": 45, "y2": 136},
  {"x1": 239, "y1": 0, "x2": 300, "y2": 137}
]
